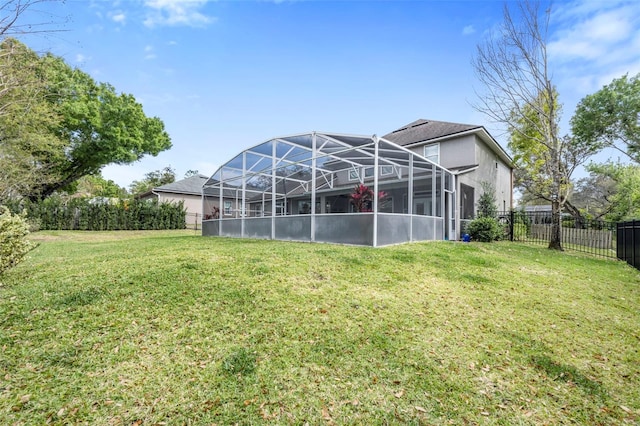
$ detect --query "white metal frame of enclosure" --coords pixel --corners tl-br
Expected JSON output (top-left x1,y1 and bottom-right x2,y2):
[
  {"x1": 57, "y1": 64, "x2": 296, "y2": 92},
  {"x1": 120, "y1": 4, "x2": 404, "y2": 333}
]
[{"x1": 202, "y1": 131, "x2": 456, "y2": 246}]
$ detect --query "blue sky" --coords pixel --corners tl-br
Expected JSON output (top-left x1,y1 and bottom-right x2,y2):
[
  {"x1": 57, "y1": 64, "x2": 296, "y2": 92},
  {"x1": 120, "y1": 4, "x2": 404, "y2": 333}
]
[{"x1": 18, "y1": 0, "x2": 640, "y2": 188}]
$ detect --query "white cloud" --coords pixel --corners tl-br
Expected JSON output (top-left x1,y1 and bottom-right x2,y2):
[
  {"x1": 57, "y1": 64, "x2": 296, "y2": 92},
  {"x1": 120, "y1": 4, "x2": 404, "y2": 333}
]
[
  {"x1": 462, "y1": 25, "x2": 475, "y2": 36},
  {"x1": 549, "y1": 7, "x2": 634, "y2": 62},
  {"x1": 144, "y1": 45, "x2": 157, "y2": 60},
  {"x1": 75, "y1": 54, "x2": 86, "y2": 63},
  {"x1": 549, "y1": 0, "x2": 640, "y2": 93},
  {"x1": 142, "y1": 0, "x2": 215, "y2": 28},
  {"x1": 110, "y1": 11, "x2": 126, "y2": 24}
]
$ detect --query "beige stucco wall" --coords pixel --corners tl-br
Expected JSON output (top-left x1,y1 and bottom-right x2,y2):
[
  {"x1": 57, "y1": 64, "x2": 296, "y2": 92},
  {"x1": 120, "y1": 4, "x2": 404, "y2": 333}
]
[
  {"x1": 407, "y1": 135, "x2": 475, "y2": 170},
  {"x1": 157, "y1": 193, "x2": 203, "y2": 225},
  {"x1": 456, "y1": 136, "x2": 512, "y2": 215},
  {"x1": 405, "y1": 134, "x2": 512, "y2": 216}
]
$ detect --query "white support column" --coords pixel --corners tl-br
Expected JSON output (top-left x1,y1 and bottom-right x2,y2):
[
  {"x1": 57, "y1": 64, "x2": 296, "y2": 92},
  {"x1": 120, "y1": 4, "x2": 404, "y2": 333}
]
[
  {"x1": 373, "y1": 135, "x2": 380, "y2": 247},
  {"x1": 432, "y1": 165, "x2": 436, "y2": 240},
  {"x1": 311, "y1": 132, "x2": 317, "y2": 242},
  {"x1": 408, "y1": 154, "x2": 414, "y2": 242},
  {"x1": 453, "y1": 174, "x2": 459, "y2": 241},
  {"x1": 271, "y1": 141, "x2": 277, "y2": 240},
  {"x1": 219, "y1": 171, "x2": 223, "y2": 236},
  {"x1": 441, "y1": 168, "x2": 446, "y2": 240},
  {"x1": 241, "y1": 152, "x2": 247, "y2": 237}
]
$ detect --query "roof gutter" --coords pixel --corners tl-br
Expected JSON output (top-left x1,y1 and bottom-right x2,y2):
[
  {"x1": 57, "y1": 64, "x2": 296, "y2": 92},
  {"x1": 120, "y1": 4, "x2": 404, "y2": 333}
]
[{"x1": 451, "y1": 165, "x2": 479, "y2": 176}]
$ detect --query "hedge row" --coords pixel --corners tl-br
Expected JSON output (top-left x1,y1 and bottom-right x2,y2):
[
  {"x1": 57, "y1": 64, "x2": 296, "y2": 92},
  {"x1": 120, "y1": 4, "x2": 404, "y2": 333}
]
[{"x1": 5, "y1": 197, "x2": 186, "y2": 231}]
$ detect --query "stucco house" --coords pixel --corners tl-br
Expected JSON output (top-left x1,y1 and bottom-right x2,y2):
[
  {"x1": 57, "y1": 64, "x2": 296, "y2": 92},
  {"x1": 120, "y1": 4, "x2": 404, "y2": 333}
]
[
  {"x1": 382, "y1": 119, "x2": 513, "y2": 229},
  {"x1": 139, "y1": 174, "x2": 209, "y2": 227},
  {"x1": 201, "y1": 119, "x2": 513, "y2": 246}
]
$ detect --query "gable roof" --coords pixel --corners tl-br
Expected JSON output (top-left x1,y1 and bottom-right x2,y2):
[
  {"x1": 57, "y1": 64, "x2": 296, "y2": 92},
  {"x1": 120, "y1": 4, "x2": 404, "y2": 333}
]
[
  {"x1": 382, "y1": 118, "x2": 513, "y2": 167},
  {"x1": 382, "y1": 119, "x2": 481, "y2": 146},
  {"x1": 154, "y1": 174, "x2": 209, "y2": 196}
]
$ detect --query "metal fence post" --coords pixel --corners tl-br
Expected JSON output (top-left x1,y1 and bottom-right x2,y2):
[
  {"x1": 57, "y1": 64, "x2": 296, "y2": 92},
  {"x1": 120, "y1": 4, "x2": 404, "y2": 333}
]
[{"x1": 510, "y1": 210, "x2": 514, "y2": 242}]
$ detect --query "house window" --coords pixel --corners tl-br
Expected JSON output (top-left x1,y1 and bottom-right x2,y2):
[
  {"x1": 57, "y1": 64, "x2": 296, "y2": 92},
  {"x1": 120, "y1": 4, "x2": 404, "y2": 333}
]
[
  {"x1": 348, "y1": 168, "x2": 360, "y2": 181},
  {"x1": 380, "y1": 165, "x2": 394, "y2": 176},
  {"x1": 297, "y1": 200, "x2": 311, "y2": 214},
  {"x1": 424, "y1": 144, "x2": 440, "y2": 164},
  {"x1": 364, "y1": 167, "x2": 374, "y2": 178},
  {"x1": 224, "y1": 201, "x2": 232, "y2": 215}
]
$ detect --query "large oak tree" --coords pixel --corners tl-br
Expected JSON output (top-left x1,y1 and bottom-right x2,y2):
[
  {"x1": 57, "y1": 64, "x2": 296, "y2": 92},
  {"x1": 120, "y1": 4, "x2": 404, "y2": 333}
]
[
  {"x1": 572, "y1": 73, "x2": 640, "y2": 162},
  {"x1": 0, "y1": 38, "x2": 172, "y2": 201}
]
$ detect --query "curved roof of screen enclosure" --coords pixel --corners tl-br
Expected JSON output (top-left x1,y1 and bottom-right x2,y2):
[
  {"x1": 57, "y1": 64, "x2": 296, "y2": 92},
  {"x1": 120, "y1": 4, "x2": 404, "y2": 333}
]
[{"x1": 202, "y1": 132, "x2": 456, "y2": 246}]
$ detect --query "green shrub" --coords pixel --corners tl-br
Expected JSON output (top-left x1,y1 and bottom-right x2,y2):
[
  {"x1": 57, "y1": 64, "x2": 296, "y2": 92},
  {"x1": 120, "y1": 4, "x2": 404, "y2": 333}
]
[
  {"x1": 467, "y1": 216, "x2": 503, "y2": 242},
  {"x1": 17, "y1": 197, "x2": 186, "y2": 231},
  {"x1": 0, "y1": 207, "x2": 35, "y2": 275}
]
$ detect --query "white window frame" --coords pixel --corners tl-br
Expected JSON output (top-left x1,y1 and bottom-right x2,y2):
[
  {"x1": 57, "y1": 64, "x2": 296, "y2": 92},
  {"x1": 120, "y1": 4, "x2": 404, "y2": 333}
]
[
  {"x1": 364, "y1": 167, "x2": 375, "y2": 179},
  {"x1": 380, "y1": 165, "x2": 394, "y2": 176},
  {"x1": 424, "y1": 143, "x2": 440, "y2": 165},
  {"x1": 223, "y1": 200, "x2": 232, "y2": 215},
  {"x1": 348, "y1": 168, "x2": 360, "y2": 181}
]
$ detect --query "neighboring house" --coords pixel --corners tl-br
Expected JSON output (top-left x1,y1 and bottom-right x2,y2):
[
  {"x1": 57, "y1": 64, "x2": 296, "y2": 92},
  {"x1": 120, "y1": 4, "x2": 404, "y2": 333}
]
[
  {"x1": 520, "y1": 204, "x2": 571, "y2": 223},
  {"x1": 382, "y1": 119, "x2": 513, "y2": 230},
  {"x1": 201, "y1": 119, "x2": 513, "y2": 246},
  {"x1": 139, "y1": 174, "x2": 209, "y2": 227}
]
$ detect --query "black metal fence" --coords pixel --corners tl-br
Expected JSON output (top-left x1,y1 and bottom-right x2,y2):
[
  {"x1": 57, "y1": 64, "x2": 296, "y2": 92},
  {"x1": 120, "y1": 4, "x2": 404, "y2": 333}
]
[
  {"x1": 186, "y1": 212, "x2": 202, "y2": 230},
  {"x1": 498, "y1": 211, "x2": 617, "y2": 259},
  {"x1": 617, "y1": 221, "x2": 640, "y2": 269}
]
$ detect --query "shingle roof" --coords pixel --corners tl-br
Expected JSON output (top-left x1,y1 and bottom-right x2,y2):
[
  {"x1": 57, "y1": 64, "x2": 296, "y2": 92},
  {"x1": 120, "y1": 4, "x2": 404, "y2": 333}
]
[
  {"x1": 382, "y1": 119, "x2": 482, "y2": 146},
  {"x1": 154, "y1": 174, "x2": 209, "y2": 195}
]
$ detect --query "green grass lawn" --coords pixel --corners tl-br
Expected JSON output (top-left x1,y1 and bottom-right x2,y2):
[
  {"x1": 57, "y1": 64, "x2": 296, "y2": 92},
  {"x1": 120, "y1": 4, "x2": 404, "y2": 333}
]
[{"x1": 1, "y1": 230, "x2": 639, "y2": 425}]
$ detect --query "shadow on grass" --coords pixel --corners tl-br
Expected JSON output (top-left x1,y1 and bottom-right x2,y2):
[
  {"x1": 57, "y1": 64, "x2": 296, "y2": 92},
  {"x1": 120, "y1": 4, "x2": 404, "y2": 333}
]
[
  {"x1": 530, "y1": 354, "x2": 606, "y2": 397},
  {"x1": 54, "y1": 287, "x2": 103, "y2": 309},
  {"x1": 503, "y1": 332, "x2": 608, "y2": 400}
]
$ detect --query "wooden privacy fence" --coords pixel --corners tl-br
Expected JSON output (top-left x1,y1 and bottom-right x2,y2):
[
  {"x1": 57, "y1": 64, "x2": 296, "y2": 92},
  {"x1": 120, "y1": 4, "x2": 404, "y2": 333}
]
[
  {"x1": 530, "y1": 224, "x2": 613, "y2": 249},
  {"x1": 500, "y1": 211, "x2": 617, "y2": 258}
]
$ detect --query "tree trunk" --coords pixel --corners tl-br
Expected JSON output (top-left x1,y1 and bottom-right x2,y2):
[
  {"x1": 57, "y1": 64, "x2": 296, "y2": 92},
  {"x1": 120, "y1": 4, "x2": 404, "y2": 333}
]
[
  {"x1": 564, "y1": 200, "x2": 585, "y2": 229},
  {"x1": 548, "y1": 199, "x2": 563, "y2": 250}
]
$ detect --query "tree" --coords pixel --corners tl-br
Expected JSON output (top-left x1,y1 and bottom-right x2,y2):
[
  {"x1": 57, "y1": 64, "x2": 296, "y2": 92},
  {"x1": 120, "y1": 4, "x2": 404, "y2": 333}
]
[
  {"x1": 577, "y1": 162, "x2": 640, "y2": 222},
  {"x1": 1, "y1": 0, "x2": 63, "y2": 37},
  {"x1": 0, "y1": 39, "x2": 172, "y2": 201},
  {"x1": 571, "y1": 73, "x2": 640, "y2": 162},
  {"x1": 72, "y1": 174, "x2": 127, "y2": 199},
  {"x1": 184, "y1": 169, "x2": 199, "y2": 178},
  {"x1": 508, "y1": 90, "x2": 596, "y2": 227},
  {"x1": 569, "y1": 168, "x2": 617, "y2": 220},
  {"x1": 467, "y1": 182, "x2": 502, "y2": 242},
  {"x1": 129, "y1": 166, "x2": 176, "y2": 196},
  {"x1": 477, "y1": 181, "x2": 498, "y2": 218},
  {"x1": 472, "y1": 1, "x2": 597, "y2": 250},
  {"x1": 0, "y1": 38, "x2": 66, "y2": 201}
]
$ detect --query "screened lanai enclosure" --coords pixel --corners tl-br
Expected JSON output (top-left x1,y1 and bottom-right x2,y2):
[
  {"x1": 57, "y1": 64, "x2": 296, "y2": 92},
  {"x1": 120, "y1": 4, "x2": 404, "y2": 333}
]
[{"x1": 202, "y1": 132, "x2": 456, "y2": 246}]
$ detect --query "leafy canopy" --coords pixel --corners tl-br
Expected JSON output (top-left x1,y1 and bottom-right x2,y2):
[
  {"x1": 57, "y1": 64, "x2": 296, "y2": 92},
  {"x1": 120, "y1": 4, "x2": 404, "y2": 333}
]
[
  {"x1": 584, "y1": 162, "x2": 640, "y2": 222},
  {"x1": 129, "y1": 166, "x2": 177, "y2": 196},
  {"x1": 0, "y1": 38, "x2": 172, "y2": 201},
  {"x1": 571, "y1": 73, "x2": 640, "y2": 162}
]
